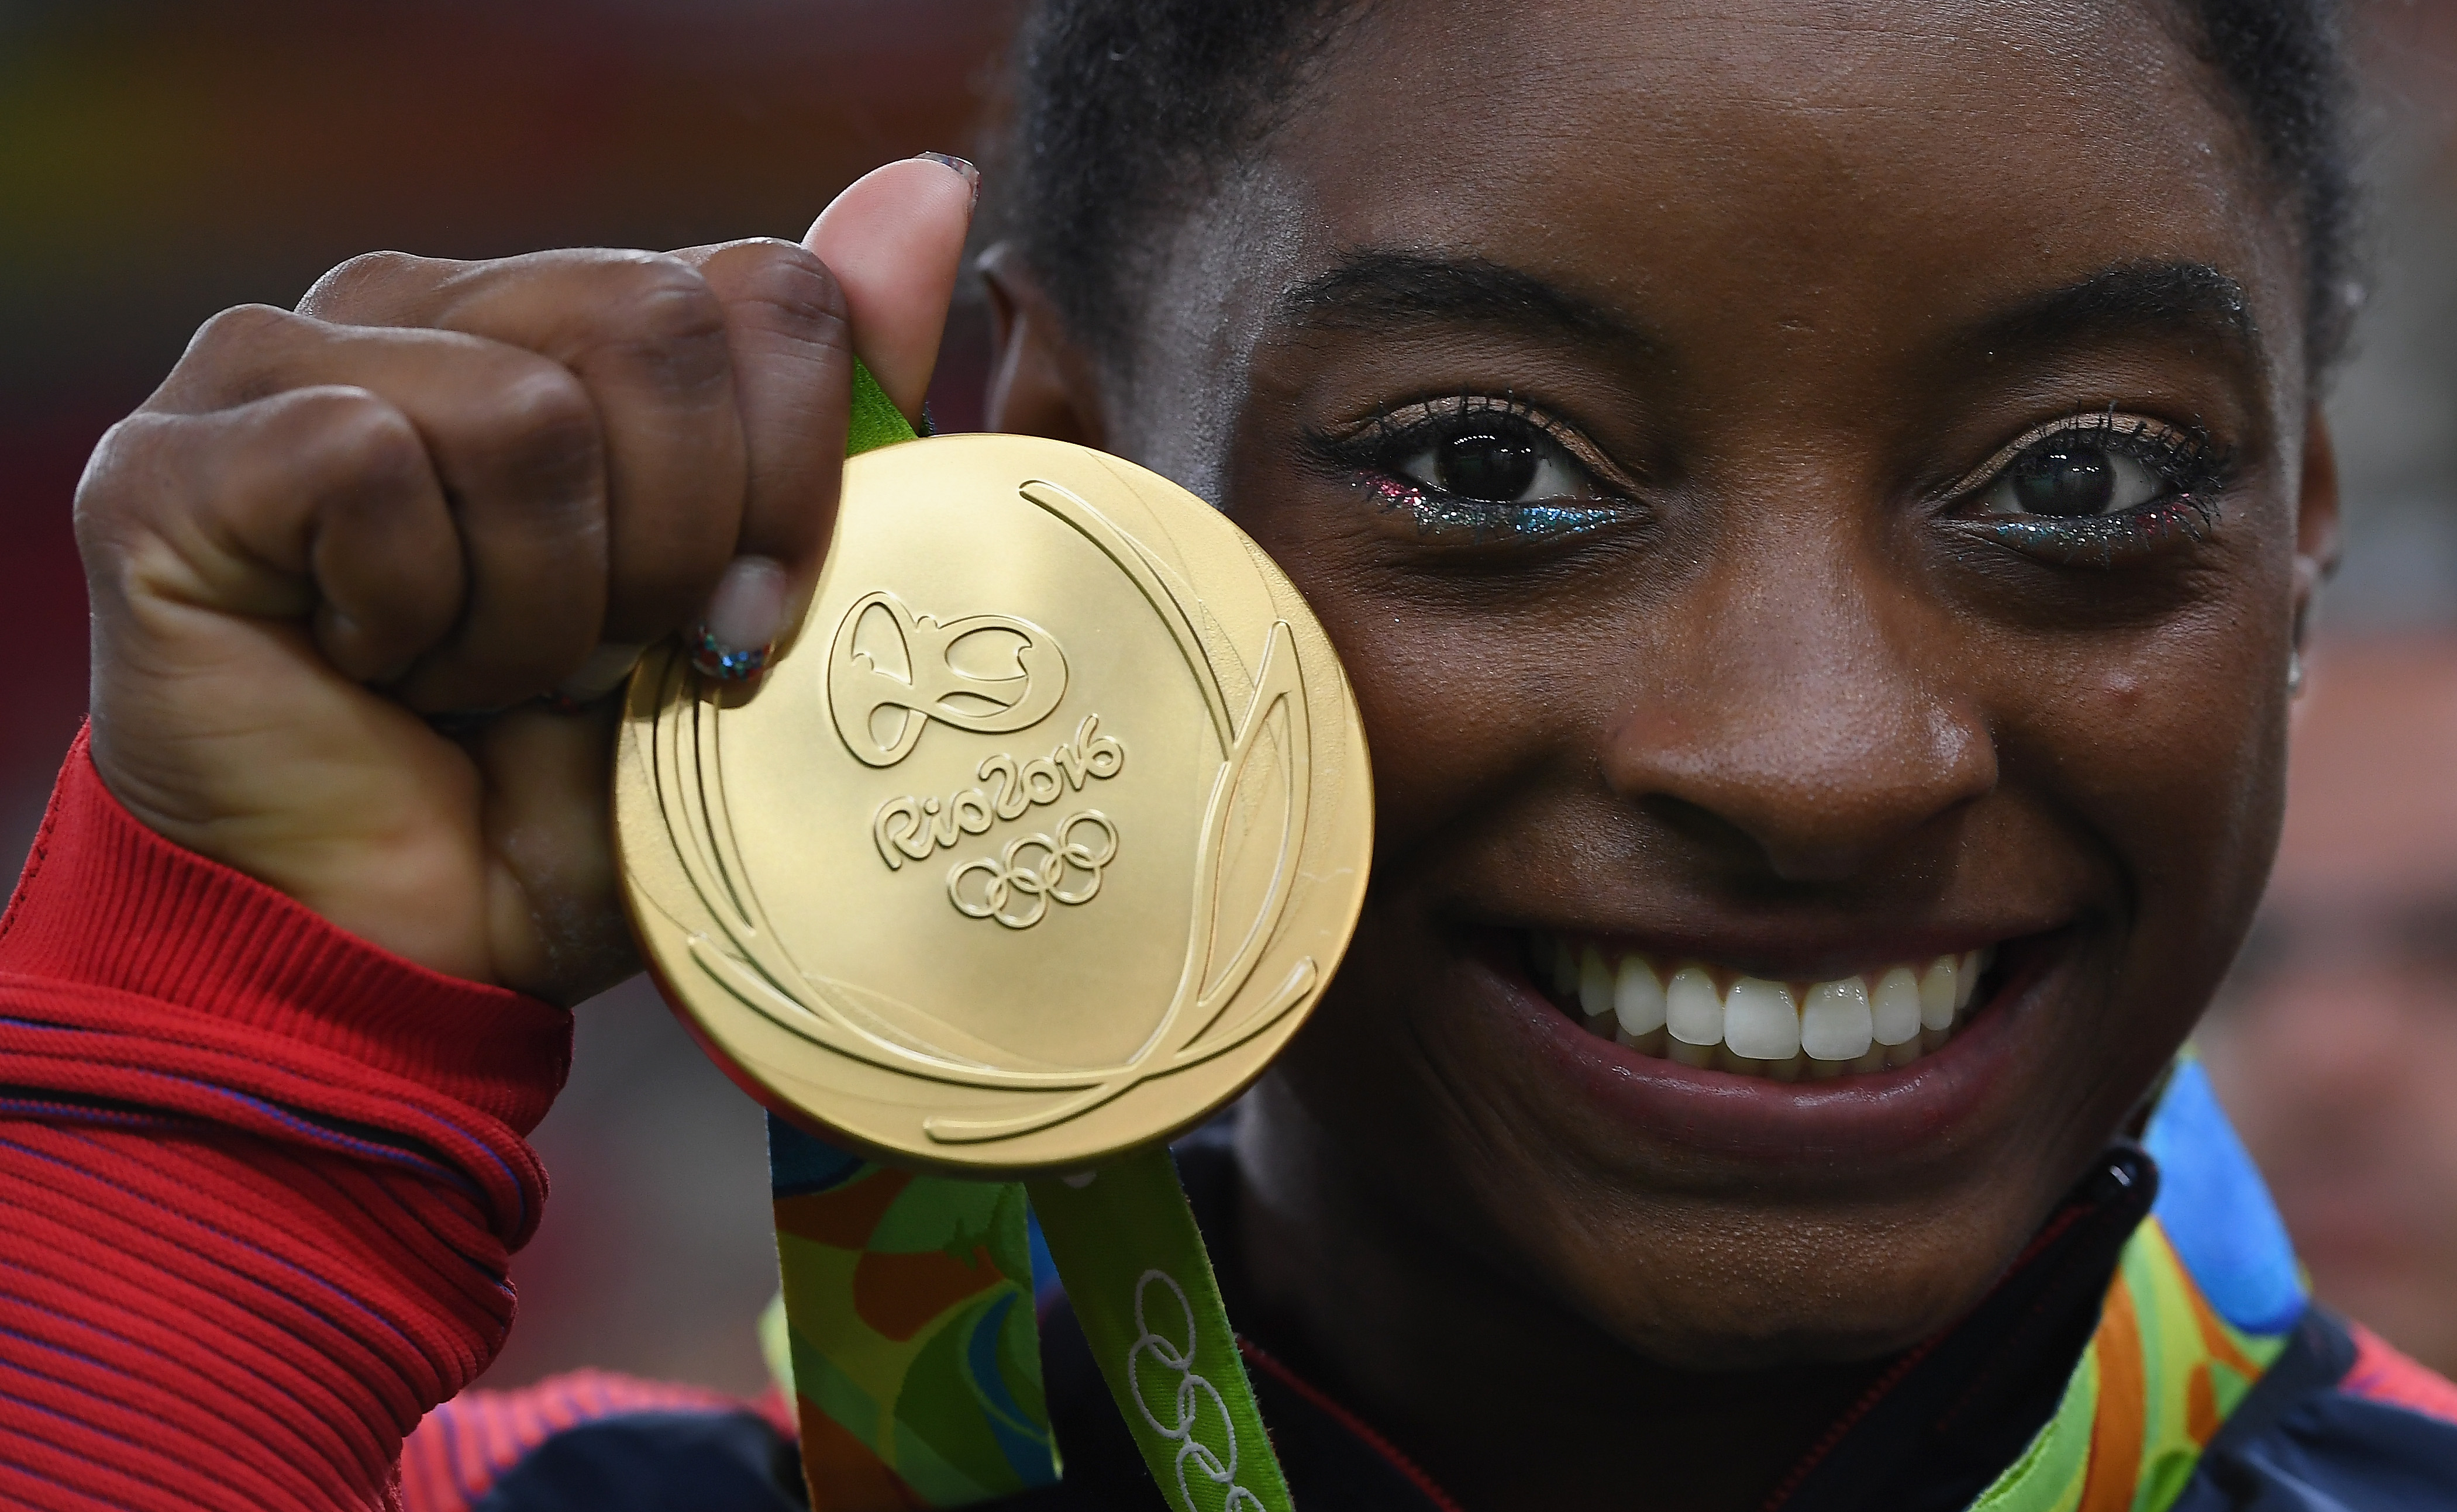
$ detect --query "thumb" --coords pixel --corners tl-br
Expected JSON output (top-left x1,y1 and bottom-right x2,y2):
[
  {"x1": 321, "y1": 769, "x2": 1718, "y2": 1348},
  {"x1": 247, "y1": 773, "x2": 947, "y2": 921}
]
[{"x1": 805, "y1": 153, "x2": 980, "y2": 424}]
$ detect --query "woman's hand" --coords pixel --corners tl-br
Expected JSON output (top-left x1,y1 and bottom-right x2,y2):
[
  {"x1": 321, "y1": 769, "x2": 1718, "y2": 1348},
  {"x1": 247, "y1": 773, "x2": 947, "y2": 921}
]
[{"x1": 73, "y1": 155, "x2": 977, "y2": 1005}]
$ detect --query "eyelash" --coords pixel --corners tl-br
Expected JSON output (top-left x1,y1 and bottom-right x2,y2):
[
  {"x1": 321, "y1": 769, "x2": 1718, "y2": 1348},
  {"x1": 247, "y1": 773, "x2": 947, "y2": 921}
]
[
  {"x1": 1304, "y1": 394, "x2": 1639, "y2": 547},
  {"x1": 1307, "y1": 396, "x2": 2234, "y2": 565},
  {"x1": 1942, "y1": 410, "x2": 2234, "y2": 565}
]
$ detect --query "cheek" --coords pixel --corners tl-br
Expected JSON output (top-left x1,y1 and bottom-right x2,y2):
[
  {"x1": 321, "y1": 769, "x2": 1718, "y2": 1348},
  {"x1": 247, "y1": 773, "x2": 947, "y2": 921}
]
[
  {"x1": 1996, "y1": 600, "x2": 2291, "y2": 992},
  {"x1": 1974, "y1": 468, "x2": 2300, "y2": 945},
  {"x1": 1235, "y1": 530, "x2": 1580, "y2": 856},
  {"x1": 1349, "y1": 620, "x2": 1550, "y2": 846}
]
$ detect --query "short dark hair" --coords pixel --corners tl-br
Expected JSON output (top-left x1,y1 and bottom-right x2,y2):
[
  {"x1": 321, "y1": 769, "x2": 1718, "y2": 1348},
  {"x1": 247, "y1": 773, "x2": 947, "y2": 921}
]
[{"x1": 994, "y1": 0, "x2": 2359, "y2": 372}]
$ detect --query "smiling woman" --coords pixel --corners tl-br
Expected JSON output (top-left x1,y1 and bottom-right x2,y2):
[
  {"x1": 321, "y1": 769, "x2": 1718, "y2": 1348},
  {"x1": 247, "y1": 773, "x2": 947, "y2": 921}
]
[
  {"x1": 4, "y1": 1, "x2": 2455, "y2": 1511},
  {"x1": 985, "y1": 0, "x2": 2326, "y2": 1340},
  {"x1": 979, "y1": 0, "x2": 2446, "y2": 1505}
]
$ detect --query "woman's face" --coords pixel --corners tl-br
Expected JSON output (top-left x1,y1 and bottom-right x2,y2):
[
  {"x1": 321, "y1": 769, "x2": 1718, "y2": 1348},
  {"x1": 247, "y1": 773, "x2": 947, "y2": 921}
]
[{"x1": 1005, "y1": 0, "x2": 2336, "y2": 1366}]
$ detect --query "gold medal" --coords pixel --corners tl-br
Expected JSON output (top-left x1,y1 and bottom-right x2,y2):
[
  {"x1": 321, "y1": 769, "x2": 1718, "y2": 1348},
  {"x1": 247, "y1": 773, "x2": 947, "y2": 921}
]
[{"x1": 616, "y1": 434, "x2": 1371, "y2": 1173}]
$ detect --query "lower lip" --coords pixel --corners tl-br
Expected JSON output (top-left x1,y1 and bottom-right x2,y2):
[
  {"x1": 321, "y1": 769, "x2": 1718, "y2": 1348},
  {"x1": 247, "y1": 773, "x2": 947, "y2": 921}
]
[{"x1": 1472, "y1": 932, "x2": 2059, "y2": 1168}]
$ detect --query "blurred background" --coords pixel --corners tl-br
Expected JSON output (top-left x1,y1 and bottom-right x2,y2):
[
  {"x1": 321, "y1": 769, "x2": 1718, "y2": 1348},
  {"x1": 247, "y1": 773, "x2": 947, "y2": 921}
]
[{"x1": 1, "y1": 0, "x2": 2452, "y2": 1399}]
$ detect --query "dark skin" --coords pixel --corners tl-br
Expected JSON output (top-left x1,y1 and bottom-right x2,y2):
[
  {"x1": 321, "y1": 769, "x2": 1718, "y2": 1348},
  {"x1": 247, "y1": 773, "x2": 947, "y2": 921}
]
[
  {"x1": 74, "y1": 3, "x2": 2333, "y2": 1510},
  {"x1": 983, "y1": 2, "x2": 2337, "y2": 1506}
]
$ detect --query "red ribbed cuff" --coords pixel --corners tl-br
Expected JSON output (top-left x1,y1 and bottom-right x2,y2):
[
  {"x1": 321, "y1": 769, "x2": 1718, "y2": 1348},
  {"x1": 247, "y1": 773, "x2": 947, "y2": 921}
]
[{"x1": 0, "y1": 727, "x2": 570, "y2": 1132}]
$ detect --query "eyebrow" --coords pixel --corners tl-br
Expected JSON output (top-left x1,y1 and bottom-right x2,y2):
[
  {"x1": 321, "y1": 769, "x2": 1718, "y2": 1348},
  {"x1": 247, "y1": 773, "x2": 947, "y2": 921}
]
[
  {"x1": 1279, "y1": 250, "x2": 1655, "y2": 352},
  {"x1": 1279, "y1": 251, "x2": 2263, "y2": 380},
  {"x1": 1963, "y1": 260, "x2": 2262, "y2": 370}
]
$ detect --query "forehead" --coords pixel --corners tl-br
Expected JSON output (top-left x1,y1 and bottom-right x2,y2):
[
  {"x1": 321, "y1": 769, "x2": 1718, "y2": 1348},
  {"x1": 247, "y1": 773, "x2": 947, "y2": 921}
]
[{"x1": 1228, "y1": 0, "x2": 2304, "y2": 380}]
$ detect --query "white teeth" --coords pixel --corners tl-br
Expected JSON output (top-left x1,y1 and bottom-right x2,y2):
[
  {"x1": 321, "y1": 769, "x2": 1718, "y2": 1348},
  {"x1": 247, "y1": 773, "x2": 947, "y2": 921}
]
[
  {"x1": 1614, "y1": 955, "x2": 1667, "y2": 1038},
  {"x1": 1578, "y1": 945, "x2": 1615, "y2": 1020},
  {"x1": 1870, "y1": 965, "x2": 1923, "y2": 1047},
  {"x1": 1665, "y1": 965, "x2": 1725, "y2": 1047},
  {"x1": 1725, "y1": 978, "x2": 1801, "y2": 1061},
  {"x1": 1800, "y1": 977, "x2": 1874, "y2": 1061},
  {"x1": 1918, "y1": 957, "x2": 1959, "y2": 1032},
  {"x1": 1533, "y1": 931, "x2": 2000, "y2": 1083}
]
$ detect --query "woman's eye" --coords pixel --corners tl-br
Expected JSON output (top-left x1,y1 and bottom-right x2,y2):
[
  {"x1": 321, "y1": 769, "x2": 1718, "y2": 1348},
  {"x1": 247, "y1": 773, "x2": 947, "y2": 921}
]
[
  {"x1": 1976, "y1": 437, "x2": 2167, "y2": 519},
  {"x1": 1395, "y1": 424, "x2": 1600, "y2": 505},
  {"x1": 1310, "y1": 397, "x2": 1642, "y2": 551},
  {"x1": 1944, "y1": 413, "x2": 2231, "y2": 567}
]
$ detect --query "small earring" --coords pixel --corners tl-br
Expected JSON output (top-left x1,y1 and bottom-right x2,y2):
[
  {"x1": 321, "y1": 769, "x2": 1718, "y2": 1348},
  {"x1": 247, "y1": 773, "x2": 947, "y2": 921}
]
[{"x1": 2287, "y1": 648, "x2": 2306, "y2": 698}]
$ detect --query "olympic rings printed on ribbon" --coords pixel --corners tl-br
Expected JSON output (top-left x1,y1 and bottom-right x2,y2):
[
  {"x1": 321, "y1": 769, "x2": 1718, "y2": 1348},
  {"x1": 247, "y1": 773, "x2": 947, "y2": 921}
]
[
  {"x1": 946, "y1": 811, "x2": 1119, "y2": 930},
  {"x1": 1125, "y1": 1269, "x2": 1267, "y2": 1512}
]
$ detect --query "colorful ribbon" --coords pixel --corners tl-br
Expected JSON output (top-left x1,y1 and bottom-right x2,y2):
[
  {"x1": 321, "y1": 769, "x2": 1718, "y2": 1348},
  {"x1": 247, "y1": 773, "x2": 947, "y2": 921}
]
[{"x1": 769, "y1": 1116, "x2": 1059, "y2": 1507}]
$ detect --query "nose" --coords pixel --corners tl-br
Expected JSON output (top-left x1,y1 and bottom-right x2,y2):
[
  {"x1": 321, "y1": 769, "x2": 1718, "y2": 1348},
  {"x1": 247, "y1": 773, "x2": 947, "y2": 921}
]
[{"x1": 1598, "y1": 530, "x2": 1995, "y2": 884}]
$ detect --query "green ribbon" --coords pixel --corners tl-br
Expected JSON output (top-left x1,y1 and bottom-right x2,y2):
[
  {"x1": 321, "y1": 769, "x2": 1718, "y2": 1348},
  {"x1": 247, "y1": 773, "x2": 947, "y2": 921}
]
[
  {"x1": 845, "y1": 358, "x2": 916, "y2": 456},
  {"x1": 760, "y1": 361, "x2": 1294, "y2": 1512},
  {"x1": 1027, "y1": 1148, "x2": 1294, "y2": 1512}
]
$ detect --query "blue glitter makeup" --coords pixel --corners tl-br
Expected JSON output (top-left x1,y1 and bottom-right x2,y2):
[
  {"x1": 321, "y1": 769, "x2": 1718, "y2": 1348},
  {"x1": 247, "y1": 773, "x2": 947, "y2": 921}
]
[
  {"x1": 1948, "y1": 409, "x2": 2234, "y2": 567},
  {"x1": 1978, "y1": 495, "x2": 2222, "y2": 567},
  {"x1": 1356, "y1": 473, "x2": 1628, "y2": 544},
  {"x1": 1309, "y1": 393, "x2": 1643, "y2": 548}
]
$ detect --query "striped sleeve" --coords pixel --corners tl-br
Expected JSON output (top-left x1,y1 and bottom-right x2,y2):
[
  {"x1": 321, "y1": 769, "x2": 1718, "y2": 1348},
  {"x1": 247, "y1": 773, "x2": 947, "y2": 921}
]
[
  {"x1": 396, "y1": 1368, "x2": 768, "y2": 1511},
  {"x1": 0, "y1": 732, "x2": 571, "y2": 1510}
]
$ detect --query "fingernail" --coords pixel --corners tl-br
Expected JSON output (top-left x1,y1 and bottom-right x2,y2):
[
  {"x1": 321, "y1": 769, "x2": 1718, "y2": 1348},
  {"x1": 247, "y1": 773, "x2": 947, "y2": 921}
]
[
  {"x1": 691, "y1": 557, "x2": 788, "y2": 682},
  {"x1": 554, "y1": 641, "x2": 647, "y2": 704},
  {"x1": 916, "y1": 151, "x2": 980, "y2": 213}
]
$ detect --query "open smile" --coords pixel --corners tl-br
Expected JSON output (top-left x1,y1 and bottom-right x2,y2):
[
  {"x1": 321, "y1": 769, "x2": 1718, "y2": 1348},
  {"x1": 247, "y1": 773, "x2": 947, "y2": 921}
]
[
  {"x1": 1527, "y1": 933, "x2": 1997, "y2": 1082},
  {"x1": 1457, "y1": 923, "x2": 2069, "y2": 1167}
]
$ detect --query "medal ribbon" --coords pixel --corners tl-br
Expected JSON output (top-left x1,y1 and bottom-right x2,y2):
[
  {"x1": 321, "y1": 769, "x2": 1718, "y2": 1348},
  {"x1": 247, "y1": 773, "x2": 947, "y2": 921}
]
[
  {"x1": 768, "y1": 1113, "x2": 1058, "y2": 1505},
  {"x1": 1026, "y1": 1147, "x2": 1295, "y2": 1512},
  {"x1": 763, "y1": 364, "x2": 1293, "y2": 1512}
]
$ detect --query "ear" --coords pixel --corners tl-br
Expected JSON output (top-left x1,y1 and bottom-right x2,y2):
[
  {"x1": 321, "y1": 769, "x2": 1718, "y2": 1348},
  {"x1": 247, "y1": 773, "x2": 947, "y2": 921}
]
[
  {"x1": 977, "y1": 241, "x2": 1108, "y2": 448},
  {"x1": 2291, "y1": 402, "x2": 2342, "y2": 655}
]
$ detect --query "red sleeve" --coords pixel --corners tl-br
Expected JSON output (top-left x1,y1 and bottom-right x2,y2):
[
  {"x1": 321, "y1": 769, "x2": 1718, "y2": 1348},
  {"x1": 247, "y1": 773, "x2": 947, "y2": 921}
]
[{"x1": 0, "y1": 729, "x2": 573, "y2": 1511}]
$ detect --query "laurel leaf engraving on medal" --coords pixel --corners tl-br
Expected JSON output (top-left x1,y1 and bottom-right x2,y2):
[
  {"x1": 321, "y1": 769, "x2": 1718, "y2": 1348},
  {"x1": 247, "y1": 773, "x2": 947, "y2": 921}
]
[
  {"x1": 1186, "y1": 620, "x2": 1307, "y2": 1044},
  {"x1": 618, "y1": 436, "x2": 1370, "y2": 1169}
]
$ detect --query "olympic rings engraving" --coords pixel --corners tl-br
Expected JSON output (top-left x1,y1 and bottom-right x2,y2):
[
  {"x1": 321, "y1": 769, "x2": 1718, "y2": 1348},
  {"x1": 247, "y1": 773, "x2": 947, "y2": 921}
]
[
  {"x1": 1125, "y1": 1269, "x2": 1266, "y2": 1512},
  {"x1": 946, "y1": 812, "x2": 1119, "y2": 929}
]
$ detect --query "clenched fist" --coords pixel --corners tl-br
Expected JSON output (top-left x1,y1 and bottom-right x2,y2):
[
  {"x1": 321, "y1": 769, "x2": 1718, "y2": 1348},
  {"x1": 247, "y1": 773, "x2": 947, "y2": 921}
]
[{"x1": 74, "y1": 154, "x2": 977, "y2": 1004}]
